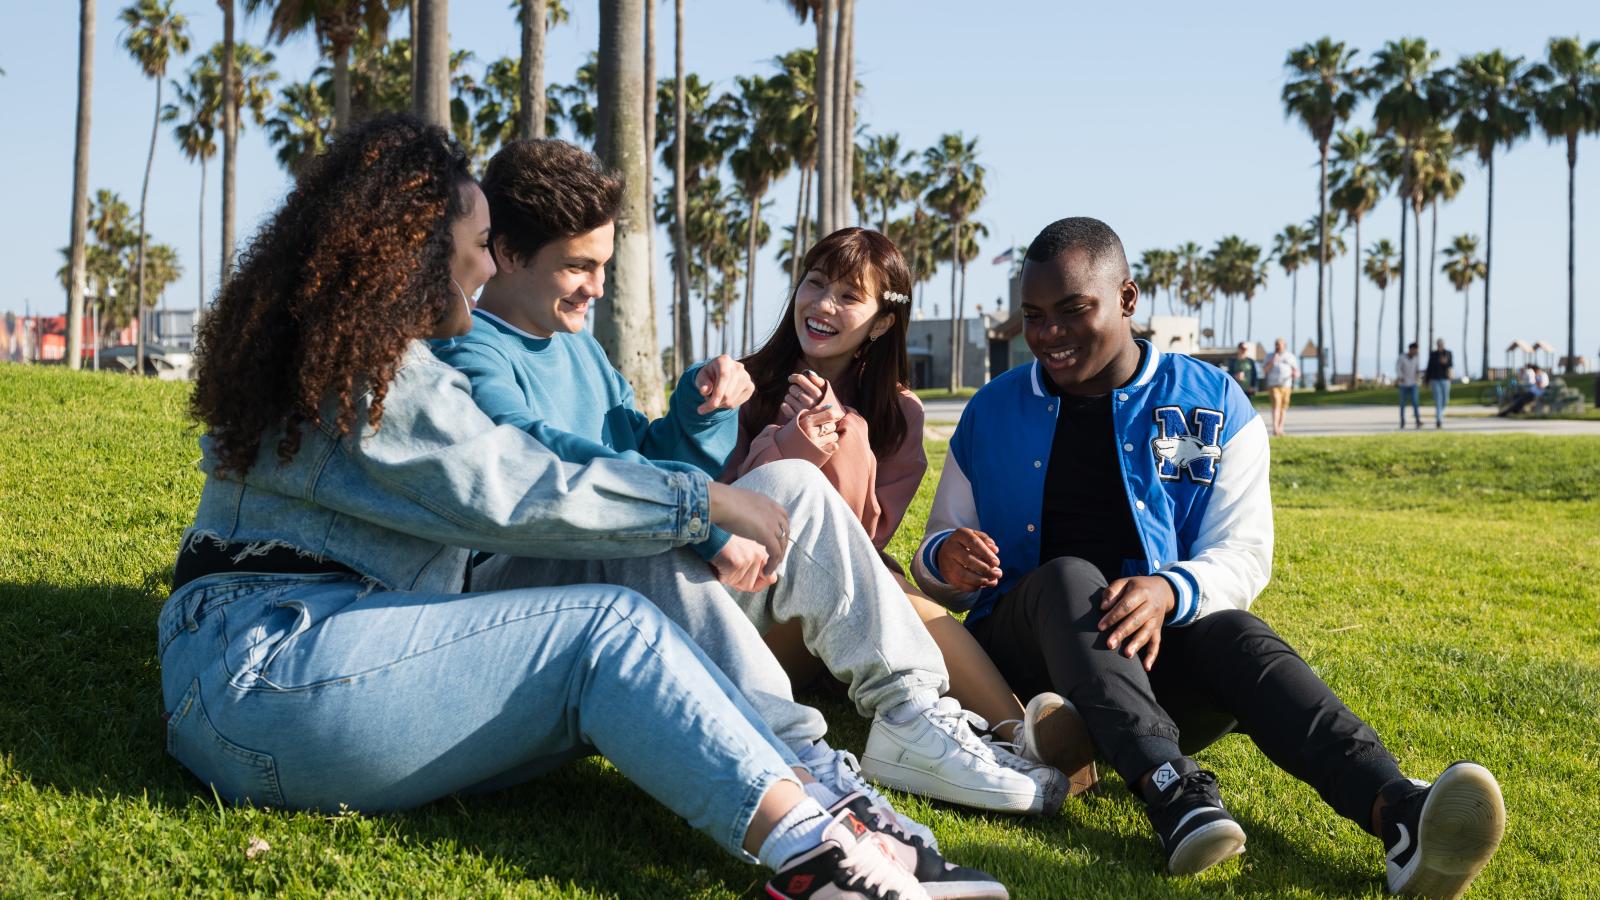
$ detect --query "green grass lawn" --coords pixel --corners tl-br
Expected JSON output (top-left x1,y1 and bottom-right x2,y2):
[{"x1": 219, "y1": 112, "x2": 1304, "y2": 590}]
[{"x1": 3, "y1": 364, "x2": 1598, "y2": 897}]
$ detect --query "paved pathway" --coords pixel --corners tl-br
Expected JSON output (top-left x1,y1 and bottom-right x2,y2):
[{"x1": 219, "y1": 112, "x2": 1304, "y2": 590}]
[{"x1": 923, "y1": 398, "x2": 1599, "y2": 440}]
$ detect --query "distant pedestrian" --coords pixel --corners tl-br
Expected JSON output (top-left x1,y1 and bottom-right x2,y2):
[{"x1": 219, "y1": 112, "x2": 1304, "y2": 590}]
[
  {"x1": 1424, "y1": 338, "x2": 1453, "y2": 429},
  {"x1": 1262, "y1": 338, "x2": 1299, "y2": 437},
  {"x1": 1395, "y1": 342, "x2": 1422, "y2": 429},
  {"x1": 1227, "y1": 342, "x2": 1260, "y2": 396}
]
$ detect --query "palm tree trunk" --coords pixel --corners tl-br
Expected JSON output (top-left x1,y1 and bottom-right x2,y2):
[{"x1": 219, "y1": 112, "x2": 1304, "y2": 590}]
[
  {"x1": 1564, "y1": 137, "x2": 1577, "y2": 374},
  {"x1": 798, "y1": 161, "x2": 812, "y2": 249},
  {"x1": 1482, "y1": 152, "x2": 1494, "y2": 380},
  {"x1": 742, "y1": 193, "x2": 760, "y2": 356},
  {"x1": 66, "y1": 0, "x2": 94, "y2": 370},
  {"x1": 594, "y1": 0, "x2": 664, "y2": 415},
  {"x1": 333, "y1": 42, "x2": 351, "y2": 133},
  {"x1": 519, "y1": 0, "x2": 547, "y2": 139},
  {"x1": 1375, "y1": 285, "x2": 1386, "y2": 381},
  {"x1": 835, "y1": 0, "x2": 855, "y2": 227},
  {"x1": 414, "y1": 0, "x2": 450, "y2": 128},
  {"x1": 1351, "y1": 217, "x2": 1362, "y2": 385},
  {"x1": 136, "y1": 77, "x2": 162, "y2": 375},
  {"x1": 957, "y1": 258, "x2": 968, "y2": 382},
  {"x1": 1290, "y1": 267, "x2": 1298, "y2": 353},
  {"x1": 671, "y1": 0, "x2": 691, "y2": 366},
  {"x1": 814, "y1": 0, "x2": 835, "y2": 235},
  {"x1": 1428, "y1": 201, "x2": 1438, "y2": 348},
  {"x1": 1246, "y1": 297, "x2": 1252, "y2": 345},
  {"x1": 1413, "y1": 199, "x2": 1423, "y2": 351},
  {"x1": 947, "y1": 220, "x2": 960, "y2": 392},
  {"x1": 643, "y1": 0, "x2": 657, "y2": 366},
  {"x1": 1327, "y1": 263, "x2": 1337, "y2": 385},
  {"x1": 1462, "y1": 288, "x2": 1470, "y2": 378},
  {"x1": 790, "y1": 162, "x2": 808, "y2": 289},
  {"x1": 409, "y1": 0, "x2": 419, "y2": 94},
  {"x1": 700, "y1": 264, "x2": 709, "y2": 362},
  {"x1": 1315, "y1": 143, "x2": 1327, "y2": 391},
  {"x1": 197, "y1": 156, "x2": 206, "y2": 323},
  {"x1": 220, "y1": 0, "x2": 238, "y2": 289},
  {"x1": 1397, "y1": 195, "x2": 1406, "y2": 357}
]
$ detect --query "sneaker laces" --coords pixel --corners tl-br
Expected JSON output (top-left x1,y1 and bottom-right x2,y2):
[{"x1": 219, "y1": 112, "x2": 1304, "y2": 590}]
[
  {"x1": 836, "y1": 824, "x2": 927, "y2": 898},
  {"x1": 925, "y1": 698, "x2": 1002, "y2": 762},
  {"x1": 823, "y1": 750, "x2": 936, "y2": 850}
]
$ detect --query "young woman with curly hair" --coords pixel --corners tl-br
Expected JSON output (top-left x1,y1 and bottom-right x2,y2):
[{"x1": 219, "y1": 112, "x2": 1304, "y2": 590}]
[{"x1": 159, "y1": 114, "x2": 953, "y2": 899}]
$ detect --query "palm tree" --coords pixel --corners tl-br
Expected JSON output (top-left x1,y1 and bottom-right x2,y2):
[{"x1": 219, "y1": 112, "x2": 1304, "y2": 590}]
[
  {"x1": 777, "y1": 0, "x2": 854, "y2": 236},
  {"x1": 162, "y1": 55, "x2": 219, "y2": 320},
  {"x1": 1453, "y1": 50, "x2": 1532, "y2": 380},
  {"x1": 1272, "y1": 223, "x2": 1312, "y2": 351},
  {"x1": 1371, "y1": 38, "x2": 1443, "y2": 359},
  {"x1": 720, "y1": 75, "x2": 791, "y2": 354},
  {"x1": 1308, "y1": 213, "x2": 1347, "y2": 384},
  {"x1": 1330, "y1": 128, "x2": 1387, "y2": 384},
  {"x1": 414, "y1": 0, "x2": 449, "y2": 127},
  {"x1": 669, "y1": 0, "x2": 690, "y2": 370},
  {"x1": 768, "y1": 48, "x2": 818, "y2": 287},
  {"x1": 1420, "y1": 134, "x2": 1464, "y2": 348},
  {"x1": 595, "y1": 0, "x2": 664, "y2": 414},
  {"x1": 246, "y1": 0, "x2": 395, "y2": 134},
  {"x1": 216, "y1": 28, "x2": 278, "y2": 288},
  {"x1": 66, "y1": 0, "x2": 96, "y2": 369},
  {"x1": 1441, "y1": 234, "x2": 1487, "y2": 376},
  {"x1": 861, "y1": 133, "x2": 915, "y2": 234},
  {"x1": 266, "y1": 78, "x2": 334, "y2": 172},
  {"x1": 1529, "y1": 37, "x2": 1600, "y2": 375},
  {"x1": 1137, "y1": 248, "x2": 1177, "y2": 323},
  {"x1": 1365, "y1": 238, "x2": 1397, "y2": 377},
  {"x1": 1282, "y1": 37, "x2": 1362, "y2": 390},
  {"x1": 657, "y1": 70, "x2": 717, "y2": 367},
  {"x1": 923, "y1": 133, "x2": 986, "y2": 391},
  {"x1": 514, "y1": 0, "x2": 568, "y2": 140},
  {"x1": 120, "y1": 0, "x2": 190, "y2": 372},
  {"x1": 1174, "y1": 241, "x2": 1205, "y2": 329}
]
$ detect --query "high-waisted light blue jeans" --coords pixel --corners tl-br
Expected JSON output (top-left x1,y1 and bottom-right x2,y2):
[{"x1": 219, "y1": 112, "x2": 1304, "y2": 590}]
[{"x1": 157, "y1": 571, "x2": 798, "y2": 860}]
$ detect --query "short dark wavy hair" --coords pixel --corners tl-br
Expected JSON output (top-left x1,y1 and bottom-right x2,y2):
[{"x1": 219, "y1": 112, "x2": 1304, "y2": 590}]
[
  {"x1": 1025, "y1": 216, "x2": 1129, "y2": 277},
  {"x1": 190, "y1": 114, "x2": 476, "y2": 476},
  {"x1": 481, "y1": 138, "x2": 623, "y2": 266}
]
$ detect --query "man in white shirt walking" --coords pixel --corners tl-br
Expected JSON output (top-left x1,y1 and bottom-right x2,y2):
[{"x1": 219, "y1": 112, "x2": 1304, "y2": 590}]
[{"x1": 1395, "y1": 342, "x2": 1422, "y2": 429}]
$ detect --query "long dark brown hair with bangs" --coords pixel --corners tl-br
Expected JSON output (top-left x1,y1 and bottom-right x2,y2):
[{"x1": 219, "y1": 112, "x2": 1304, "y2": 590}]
[{"x1": 740, "y1": 227, "x2": 914, "y2": 457}]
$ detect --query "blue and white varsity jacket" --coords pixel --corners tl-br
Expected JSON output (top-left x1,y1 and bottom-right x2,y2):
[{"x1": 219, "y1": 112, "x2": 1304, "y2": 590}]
[{"x1": 911, "y1": 341, "x2": 1273, "y2": 627}]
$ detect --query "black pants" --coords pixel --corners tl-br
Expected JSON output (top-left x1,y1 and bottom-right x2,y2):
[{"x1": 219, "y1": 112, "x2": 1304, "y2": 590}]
[{"x1": 969, "y1": 557, "x2": 1403, "y2": 833}]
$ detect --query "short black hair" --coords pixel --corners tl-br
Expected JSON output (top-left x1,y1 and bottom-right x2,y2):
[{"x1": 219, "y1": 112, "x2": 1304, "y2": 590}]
[
  {"x1": 1408, "y1": 341, "x2": 1419, "y2": 350},
  {"x1": 1024, "y1": 216, "x2": 1130, "y2": 276},
  {"x1": 481, "y1": 139, "x2": 623, "y2": 265}
]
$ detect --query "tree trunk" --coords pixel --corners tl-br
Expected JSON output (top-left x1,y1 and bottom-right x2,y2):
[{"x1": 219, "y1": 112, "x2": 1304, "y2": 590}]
[
  {"x1": 798, "y1": 161, "x2": 813, "y2": 251},
  {"x1": 790, "y1": 161, "x2": 808, "y2": 289},
  {"x1": 220, "y1": 0, "x2": 238, "y2": 289},
  {"x1": 1351, "y1": 217, "x2": 1362, "y2": 385},
  {"x1": 333, "y1": 42, "x2": 351, "y2": 133},
  {"x1": 700, "y1": 264, "x2": 709, "y2": 362},
  {"x1": 814, "y1": 1, "x2": 835, "y2": 236},
  {"x1": 136, "y1": 77, "x2": 162, "y2": 375},
  {"x1": 1462, "y1": 288, "x2": 1470, "y2": 378},
  {"x1": 835, "y1": 0, "x2": 854, "y2": 228},
  {"x1": 595, "y1": 0, "x2": 664, "y2": 415},
  {"x1": 643, "y1": 0, "x2": 658, "y2": 366},
  {"x1": 1327, "y1": 262, "x2": 1337, "y2": 385},
  {"x1": 1375, "y1": 285, "x2": 1386, "y2": 382},
  {"x1": 1428, "y1": 201, "x2": 1438, "y2": 348},
  {"x1": 1290, "y1": 267, "x2": 1298, "y2": 353},
  {"x1": 1413, "y1": 198, "x2": 1422, "y2": 350},
  {"x1": 518, "y1": 0, "x2": 546, "y2": 139},
  {"x1": 414, "y1": 0, "x2": 450, "y2": 128},
  {"x1": 1565, "y1": 138, "x2": 1577, "y2": 374},
  {"x1": 1315, "y1": 143, "x2": 1327, "y2": 391},
  {"x1": 957, "y1": 258, "x2": 968, "y2": 383},
  {"x1": 1397, "y1": 195, "x2": 1406, "y2": 357},
  {"x1": 742, "y1": 194, "x2": 760, "y2": 356},
  {"x1": 671, "y1": 0, "x2": 692, "y2": 366},
  {"x1": 409, "y1": 0, "x2": 418, "y2": 96},
  {"x1": 947, "y1": 219, "x2": 960, "y2": 392},
  {"x1": 197, "y1": 155, "x2": 207, "y2": 324},
  {"x1": 67, "y1": 0, "x2": 94, "y2": 369},
  {"x1": 1482, "y1": 152, "x2": 1494, "y2": 380}
]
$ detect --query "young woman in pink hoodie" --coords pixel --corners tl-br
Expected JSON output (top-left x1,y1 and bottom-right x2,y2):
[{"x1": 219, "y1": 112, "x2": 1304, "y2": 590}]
[{"x1": 729, "y1": 228, "x2": 1095, "y2": 794}]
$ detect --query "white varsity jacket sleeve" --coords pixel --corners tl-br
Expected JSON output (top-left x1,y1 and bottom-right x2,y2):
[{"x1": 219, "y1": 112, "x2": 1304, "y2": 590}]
[
  {"x1": 1156, "y1": 414, "x2": 1275, "y2": 625},
  {"x1": 911, "y1": 450, "x2": 982, "y2": 612}
]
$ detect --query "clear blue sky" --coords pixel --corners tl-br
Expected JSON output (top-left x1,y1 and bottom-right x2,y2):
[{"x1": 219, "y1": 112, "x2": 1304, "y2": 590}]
[{"x1": 2, "y1": 1, "x2": 1595, "y2": 377}]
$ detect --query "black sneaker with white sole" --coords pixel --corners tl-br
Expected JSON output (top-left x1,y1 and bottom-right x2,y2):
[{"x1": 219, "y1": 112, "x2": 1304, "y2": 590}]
[
  {"x1": 828, "y1": 792, "x2": 1008, "y2": 899},
  {"x1": 1382, "y1": 762, "x2": 1505, "y2": 898},
  {"x1": 765, "y1": 808, "x2": 930, "y2": 900},
  {"x1": 1142, "y1": 757, "x2": 1247, "y2": 876}
]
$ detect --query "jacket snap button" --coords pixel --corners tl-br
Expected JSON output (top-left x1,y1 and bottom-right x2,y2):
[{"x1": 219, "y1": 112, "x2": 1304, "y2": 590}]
[
  {"x1": 1033, "y1": 460, "x2": 1041, "y2": 468},
  {"x1": 1123, "y1": 442, "x2": 1134, "y2": 452},
  {"x1": 1118, "y1": 393, "x2": 1129, "y2": 401},
  {"x1": 1026, "y1": 523, "x2": 1035, "y2": 532},
  {"x1": 1136, "y1": 500, "x2": 1146, "y2": 510}
]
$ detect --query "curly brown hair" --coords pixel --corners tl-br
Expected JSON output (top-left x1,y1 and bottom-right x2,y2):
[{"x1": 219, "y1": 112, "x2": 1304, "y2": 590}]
[
  {"x1": 190, "y1": 114, "x2": 476, "y2": 476},
  {"x1": 482, "y1": 139, "x2": 622, "y2": 265}
]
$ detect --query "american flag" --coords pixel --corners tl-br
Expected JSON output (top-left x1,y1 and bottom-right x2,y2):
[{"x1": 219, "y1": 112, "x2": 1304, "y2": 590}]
[{"x1": 991, "y1": 247, "x2": 1014, "y2": 265}]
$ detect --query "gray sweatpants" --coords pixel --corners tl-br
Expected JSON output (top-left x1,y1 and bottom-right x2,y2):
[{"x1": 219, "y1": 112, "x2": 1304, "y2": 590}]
[{"x1": 473, "y1": 460, "x2": 950, "y2": 752}]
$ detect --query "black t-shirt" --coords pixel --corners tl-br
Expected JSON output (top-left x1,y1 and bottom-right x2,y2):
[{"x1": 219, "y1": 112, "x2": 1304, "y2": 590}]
[
  {"x1": 1425, "y1": 350, "x2": 1453, "y2": 382},
  {"x1": 1038, "y1": 359, "x2": 1148, "y2": 583}
]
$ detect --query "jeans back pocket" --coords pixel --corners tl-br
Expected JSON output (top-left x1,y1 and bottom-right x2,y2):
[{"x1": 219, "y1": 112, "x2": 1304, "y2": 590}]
[{"x1": 166, "y1": 678, "x2": 286, "y2": 809}]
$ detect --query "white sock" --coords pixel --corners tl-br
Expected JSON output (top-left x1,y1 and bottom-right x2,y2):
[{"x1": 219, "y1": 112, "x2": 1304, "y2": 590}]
[
  {"x1": 757, "y1": 797, "x2": 832, "y2": 871},
  {"x1": 882, "y1": 692, "x2": 937, "y2": 726}
]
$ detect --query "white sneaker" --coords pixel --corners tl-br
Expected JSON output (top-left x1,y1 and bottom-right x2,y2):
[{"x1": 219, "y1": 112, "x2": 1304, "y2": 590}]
[
  {"x1": 804, "y1": 742, "x2": 939, "y2": 851},
  {"x1": 860, "y1": 697, "x2": 1059, "y2": 815}
]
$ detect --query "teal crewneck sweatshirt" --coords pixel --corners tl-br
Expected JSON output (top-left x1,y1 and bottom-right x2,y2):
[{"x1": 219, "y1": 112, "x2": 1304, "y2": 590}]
[{"x1": 432, "y1": 309, "x2": 734, "y2": 560}]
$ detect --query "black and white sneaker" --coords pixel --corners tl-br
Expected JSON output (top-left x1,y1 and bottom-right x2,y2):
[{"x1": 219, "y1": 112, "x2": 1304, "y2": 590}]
[
  {"x1": 765, "y1": 808, "x2": 930, "y2": 900},
  {"x1": 828, "y1": 792, "x2": 1008, "y2": 899},
  {"x1": 1382, "y1": 762, "x2": 1505, "y2": 898},
  {"x1": 1142, "y1": 758, "x2": 1247, "y2": 876}
]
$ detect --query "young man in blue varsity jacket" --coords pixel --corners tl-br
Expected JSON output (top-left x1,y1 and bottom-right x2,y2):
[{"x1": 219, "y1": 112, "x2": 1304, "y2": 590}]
[{"x1": 911, "y1": 217, "x2": 1505, "y2": 896}]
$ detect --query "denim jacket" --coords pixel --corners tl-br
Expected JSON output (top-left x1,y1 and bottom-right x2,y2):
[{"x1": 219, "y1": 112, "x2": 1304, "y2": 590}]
[{"x1": 180, "y1": 342, "x2": 714, "y2": 594}]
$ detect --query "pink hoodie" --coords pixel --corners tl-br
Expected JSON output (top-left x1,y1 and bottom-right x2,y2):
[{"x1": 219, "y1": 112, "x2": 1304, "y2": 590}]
[{"x1": 724, "y1": 385, "x2": 926, "y2": 551}]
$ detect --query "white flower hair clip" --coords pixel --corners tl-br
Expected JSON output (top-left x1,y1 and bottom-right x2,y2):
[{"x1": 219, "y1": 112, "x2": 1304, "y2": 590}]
[{"x1": 882, "y1": 290, "x2": 910, "y2": 305}]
